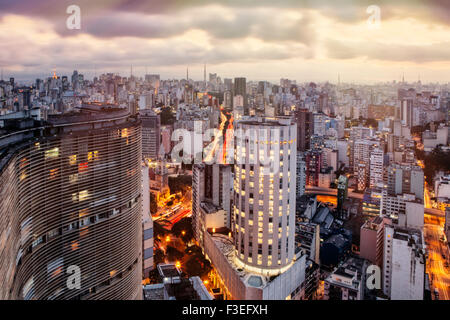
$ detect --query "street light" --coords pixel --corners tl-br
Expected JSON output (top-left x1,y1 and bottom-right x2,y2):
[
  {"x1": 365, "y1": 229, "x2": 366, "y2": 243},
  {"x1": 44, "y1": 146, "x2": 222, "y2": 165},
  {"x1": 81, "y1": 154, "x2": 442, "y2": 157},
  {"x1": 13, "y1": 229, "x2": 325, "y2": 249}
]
[
  {"x1": 175, "y1": 261, "x2": 181, "y2": 269},
  {"x1": 181, "y1": 231, "x2": 186, "y2": 236}
]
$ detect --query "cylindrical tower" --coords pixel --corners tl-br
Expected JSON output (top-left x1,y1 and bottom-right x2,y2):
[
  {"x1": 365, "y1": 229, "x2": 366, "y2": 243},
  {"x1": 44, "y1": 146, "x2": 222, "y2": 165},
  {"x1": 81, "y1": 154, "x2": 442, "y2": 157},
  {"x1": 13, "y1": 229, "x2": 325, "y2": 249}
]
[
  {"x1": 233, "y1": 117, "x2": 297, "y2": 275},
  {"x1": 0, "y1": 110, "x2": 142, "y2": 300}
]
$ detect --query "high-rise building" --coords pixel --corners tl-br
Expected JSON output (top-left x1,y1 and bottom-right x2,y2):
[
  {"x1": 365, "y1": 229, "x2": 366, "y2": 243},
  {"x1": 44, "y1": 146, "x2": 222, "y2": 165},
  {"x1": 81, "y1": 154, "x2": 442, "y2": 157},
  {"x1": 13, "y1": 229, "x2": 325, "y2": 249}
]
[
  {"x1": 386, "y1": 163, "x2": 424, "y2": 201},
  {"x1": 233, "y1": 117, "x2": 297, "y2": 270},
  {"x1": 369, "y1": 147, "x2": 384, "y2": 187},
  {"x1": 295, "y1": 109, "x2": 313, "y2": 151},
  {"x1": 337, "y1": 175, "x2": 348, "y2": 217},
  {"x1": 0, "y1": 106, "x2": 143, "y2": 299},
  {"x1": 400, "y1": 98, "x2": 414, "y2": 128},
  {"x1": 353, "y1": 139, "x2": 382, "y2": 191},
  {"x1": 383, "y1": 225, "x2": 426, "y2": 300},
  {"x1": 192, "y1": 117, "x2": 307, "y2": 300},
  {"x1": 356, "y1": 163, "x2": 368, "y2": 191},
  {"x1": 296, "y1": 153, "x2": 306, "y2": 198},
  {"x1": 349, "y1": 126, "x2": 373, "y2": 170},
  {"x1": 140, "y1": 109, "x2": 160, "y2": 160},
  {"x1": 233, "y1": 77, "x2": 247, "y2": 113},
  {"x1": 304, "y1": 150, "x2": 322, "y2": 187},
  {"x1": 360, "y1": 216, "x2": 390, "y2": 268},
  {"x1": 142, "y1": 164, "x2": 154, "y2": 279},
  {"x1": 192, "y1": 163, "x2": 232, "y2": 247},
  {"x1": 144, "y1": 74, "x2": 160, "y2": 91}
]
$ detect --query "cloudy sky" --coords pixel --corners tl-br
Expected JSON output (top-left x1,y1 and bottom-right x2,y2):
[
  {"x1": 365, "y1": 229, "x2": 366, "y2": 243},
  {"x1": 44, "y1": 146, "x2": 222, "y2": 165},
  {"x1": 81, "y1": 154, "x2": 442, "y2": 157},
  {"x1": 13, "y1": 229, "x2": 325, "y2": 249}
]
[{"x1": 1, "y1": 0, "x2": 450, "y2": 83}]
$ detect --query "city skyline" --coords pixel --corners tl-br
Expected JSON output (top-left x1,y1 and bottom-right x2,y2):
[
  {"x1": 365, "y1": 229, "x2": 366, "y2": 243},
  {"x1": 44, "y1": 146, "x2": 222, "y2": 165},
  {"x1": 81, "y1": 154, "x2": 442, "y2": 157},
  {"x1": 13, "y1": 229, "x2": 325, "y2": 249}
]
[
  {"x1": 2, "y1": 0, "x2": 450, "y2": 83},
  {"x1": 0, "y1": 0, "x2": 449, "y2": 304}
]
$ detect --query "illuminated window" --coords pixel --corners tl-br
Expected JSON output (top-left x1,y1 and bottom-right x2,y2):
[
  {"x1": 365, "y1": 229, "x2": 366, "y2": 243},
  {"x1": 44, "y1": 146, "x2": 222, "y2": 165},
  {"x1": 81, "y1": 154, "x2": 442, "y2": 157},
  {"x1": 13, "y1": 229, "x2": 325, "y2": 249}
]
[
  {"x1": 49, "y1": 168, "x2": 58, "y2": 180},
  {"x1": 45, "y1": 147, "x2": 59, "y2": 159},
  {"x1": 87, "y1": 151, "x2": 99, "y2": 162},
  {"x1": 79, "y1": 190, "x2": 90, "y2": 201},
  {"x1": 80, "y1": 228, "x2": 89, "y2": 237},
  {"x1": 78, "y1": 162, "x2": 88, "y2": 173},
  {"x1": 70, "y1": 241, "x2": 79, "y2": 251},
  {"x1": 69, "y1": 174, "x2": 78, "y2": 183},
  {"x1": 69, "y1": 155, "x2": 77, "y2": 165},
  {"x1": 20, "y1": 158, "x2": 28, "y2": 169},
  {"x1": 20, "y1": 171, "x2": 27, "y2": 181},
  {"x1": 78, "y1": 208, "x2": 89, "y2": 218},
  {"x1": 121, "y1": 128, "x2": 129, "y2": 138}
]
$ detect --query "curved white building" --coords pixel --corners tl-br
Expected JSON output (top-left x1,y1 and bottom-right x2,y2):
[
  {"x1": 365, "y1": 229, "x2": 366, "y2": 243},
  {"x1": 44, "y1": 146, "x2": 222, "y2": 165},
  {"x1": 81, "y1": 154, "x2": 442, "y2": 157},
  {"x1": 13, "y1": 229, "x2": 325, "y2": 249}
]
[{"x1": 233, "y1": 117, "x2": 297, "y2": 275}]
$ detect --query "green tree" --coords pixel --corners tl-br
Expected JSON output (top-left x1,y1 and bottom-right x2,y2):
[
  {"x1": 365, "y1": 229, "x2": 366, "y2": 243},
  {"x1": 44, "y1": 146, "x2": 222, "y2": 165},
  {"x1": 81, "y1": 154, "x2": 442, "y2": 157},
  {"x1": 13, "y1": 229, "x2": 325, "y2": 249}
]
[
  {"x1": 154, "y1": 248, "x2": 166, "y2": 266},
  {"x1": 172, "y1": 217, "x2": 194, "y2": 243},
  {"x1": 166, "y1": 245, "x2": 184, "y2": 262},
  {"x1": 184, "y1": 254, "x2": 211, "y2": 277},
  {"x1": 160, "y1": 107, "x2": 175, "y2": 125},
  {"x1": 423, "y1": 147, "x2": 450, "y2": 185},
  {"x1": 153, "y1": 220, "x2": 168, "y2": 242}
]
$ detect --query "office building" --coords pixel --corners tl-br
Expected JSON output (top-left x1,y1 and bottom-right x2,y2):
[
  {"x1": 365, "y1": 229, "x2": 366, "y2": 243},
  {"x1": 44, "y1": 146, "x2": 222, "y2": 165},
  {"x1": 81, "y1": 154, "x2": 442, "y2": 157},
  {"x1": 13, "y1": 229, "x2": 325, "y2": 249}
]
[
  {"x1": 383, "y1": 226, "x2": 425, "y2": 300},
  {"x1": 233, "y1": 78, "x2": 247, "y2": 113},
  {"x1": 294, "y1": 109, "x2": 313, "y2": 151},
  {"x1": 400, "y1": 98, "x2": 414, "y2": 128},
  {"x1": 296, "y1": 153, "x2": 306, "y2": 198},
  {"x1": 142, "y1": 164, "x2": 154, "y2": 279},
  {"x1": 324, "y1": 257, "x2": 369, "y2": 300},
  {"x1": 369, "y1": 147, "x2": 384, "y2": 187},
  {"x1": 360, "y1": 216, "x2": 391, "y2": 267},
  {"x1": 192, "y1": 164, "x2": 232, "y2": 247},
  {"x1": 304, "y1": 150, "x2": 322, "y2": 187},
  {"x1": 140, "y1": 109, "x2": 160, "y2": 160},
  {"x1": 386, "y1": 163, "x2": 424, "y2": 201}
]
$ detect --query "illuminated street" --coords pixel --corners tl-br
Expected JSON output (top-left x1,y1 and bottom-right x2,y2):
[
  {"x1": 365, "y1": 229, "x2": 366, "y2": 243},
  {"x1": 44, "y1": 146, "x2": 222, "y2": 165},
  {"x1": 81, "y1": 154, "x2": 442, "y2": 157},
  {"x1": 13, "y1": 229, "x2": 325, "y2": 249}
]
[{"x1": 424, "y1": 223, "x2": 450, "y2": 300}]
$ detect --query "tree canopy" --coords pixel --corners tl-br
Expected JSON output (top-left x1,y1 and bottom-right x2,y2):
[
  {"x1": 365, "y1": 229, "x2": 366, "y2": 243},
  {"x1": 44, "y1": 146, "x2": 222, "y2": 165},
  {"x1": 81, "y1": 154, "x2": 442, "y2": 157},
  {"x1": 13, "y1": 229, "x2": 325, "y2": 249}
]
[{"x1": 160, "y1": 106, "x2": 176, "y2": 125}]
